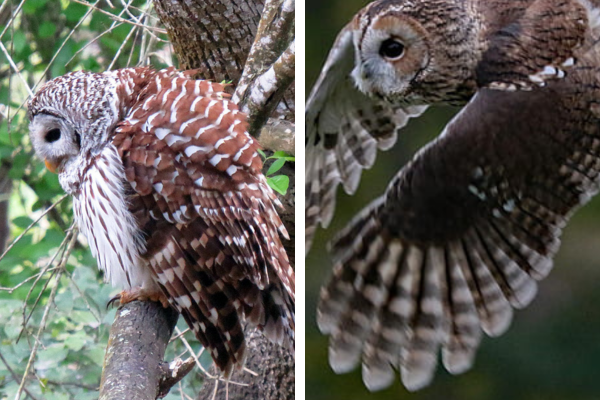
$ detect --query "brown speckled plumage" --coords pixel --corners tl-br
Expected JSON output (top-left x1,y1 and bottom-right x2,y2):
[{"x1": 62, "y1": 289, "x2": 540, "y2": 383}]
[
  {"x1": 29, "y1": 67, "x2": 294, "y2": 377},
  {"x1": 307, "y1": 0, "x2": 600, "y2": 391}
]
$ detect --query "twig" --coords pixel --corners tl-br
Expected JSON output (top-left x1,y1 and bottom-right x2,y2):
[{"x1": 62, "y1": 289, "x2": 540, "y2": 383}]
[
  {"x1": 0, "y1": 194, "x2": 68, "y2": 264},
  {"x1": 107, "y1": 21, "x2": 138, "y2": 70},
  {"x1": 70, "y1": 0, "x2": 167, "y2": 34},
  {"x1": 63, "y1": 266, "x2": 102, "y2": 323},
  {"x1": 0, "y1": 352, "x2": 42, "y2": 400},
  {"x1": 18, "y1": 224, "x2": 75, "y2": 342},
  {"x1": 14, "y1": 229, "x2": 77, "y2": 400},
  {"x1": 0, "y1": 40, "x2": 33, "y2": 97},
  {"x1": 157, "y1": 357, "x2": 196, "y2": 398},
  {"x1": 173, "y1": 327, "x2": 216, "y2": 379},
  {"x1": 0, "y1": 266, "x2": 60, "y2": 293},
  {"x1": 169, "y1": 327, "x2": 190, "y2": 343},
  {"x1": 0, "y1": 0, "x2": 26, "y2": 41}
]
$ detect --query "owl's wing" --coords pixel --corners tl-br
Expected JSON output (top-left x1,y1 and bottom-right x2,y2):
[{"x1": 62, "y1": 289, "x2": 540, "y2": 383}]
[
  {"x1": 318, "y1": 86, "x2": 599, "y2": 391},
  {"x1": 477, "y1": 0, "x2": 589, "y2": 91},
  {"x1": 113, "y1": 71, "x2": 294, "y2": 375},
  {"x1": 306, "y1": 24, "x2": 427, "y2": 251}
]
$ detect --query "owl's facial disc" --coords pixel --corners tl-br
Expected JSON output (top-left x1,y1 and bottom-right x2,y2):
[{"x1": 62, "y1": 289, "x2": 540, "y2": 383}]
[
  {"x1": 29, "y1": 113, "x2": 81, "y2": 174},
  {"x1": 352, "y1": 14, "x2": 429, "y2": 101}
]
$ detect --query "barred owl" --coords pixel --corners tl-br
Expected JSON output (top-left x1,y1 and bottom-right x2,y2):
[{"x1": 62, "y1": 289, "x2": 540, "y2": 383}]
[
  {"x1": 28, "y1": 67, "x2": 294, "y2": 375},
  {"x1": 307, "y1": 0, "x2": 600, "y2": 392}
]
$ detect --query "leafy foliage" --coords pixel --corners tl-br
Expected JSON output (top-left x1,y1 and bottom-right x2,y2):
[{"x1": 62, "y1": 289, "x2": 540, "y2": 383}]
[{"x1": 259, "y1": 149, "x2": 295, "y2": 195}]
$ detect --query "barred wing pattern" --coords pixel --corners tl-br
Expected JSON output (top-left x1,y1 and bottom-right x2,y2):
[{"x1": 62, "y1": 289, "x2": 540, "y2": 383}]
[
  {"x1": 110, "y1": 68, "x2": 294, "y2": 374},
  {"x1": 28, "y1": 67, "x2": 295, "y2": 377},
  {"x1": 305, "y1": 25, "x2": 427, "y2": 252},
  {"x1": 318, "y1": 85, "x2": 600, "y2": 391}
]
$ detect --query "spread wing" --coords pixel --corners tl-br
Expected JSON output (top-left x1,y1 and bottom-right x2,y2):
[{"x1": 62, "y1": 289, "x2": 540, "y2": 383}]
[
  {"x1": 318, "y1": 86, "x2": 600, "y2": 391},
  {"x1": 305, "y1": 24, "x2": 428, "y2": 252}
]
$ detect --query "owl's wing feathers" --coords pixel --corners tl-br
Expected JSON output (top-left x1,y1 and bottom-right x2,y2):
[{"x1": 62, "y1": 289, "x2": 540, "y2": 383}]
[
  {"x1": 306, "y1": 24, "x2": 427, "y2": 251},
  {"x1": 113, "y1": 71, "x2": 294, "y2": 374},
  {"x1": 318, "y1": 87, "x2": 599, "y2": 391},
  {"x1": 478, "y1": 0, "x2": 589, "y2": 91}
]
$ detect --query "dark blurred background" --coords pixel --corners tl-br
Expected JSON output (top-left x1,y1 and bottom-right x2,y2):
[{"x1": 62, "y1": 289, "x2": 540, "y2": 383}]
[{"x1": 306, "y1": 1, "x2": 600, "y2": 399}]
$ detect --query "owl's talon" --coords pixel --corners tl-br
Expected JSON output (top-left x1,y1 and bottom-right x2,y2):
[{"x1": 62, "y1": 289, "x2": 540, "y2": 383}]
[
  {"x1": 107, "y1": 289, "x2": 170, "y2": 309},
  {"x1": 106, "y1": 294, "x2": 122, "y2": 309}
]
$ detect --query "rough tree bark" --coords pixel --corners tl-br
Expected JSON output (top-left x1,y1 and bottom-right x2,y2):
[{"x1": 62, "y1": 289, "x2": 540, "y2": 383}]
[
  {"x1": 99, "y1": 1, "x2": 295, "y2": 399},
  {"x1": 99, "y1": 302, "x2": 179, "y2": 399},
  {"x1": 196, "y1": 327, "x2": 295, "y2": 400}
]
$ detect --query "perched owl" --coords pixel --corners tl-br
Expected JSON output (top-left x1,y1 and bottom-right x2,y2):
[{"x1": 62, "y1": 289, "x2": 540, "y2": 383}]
[
  {"x1": 307, "y1": 0, "x2": 600, "y2": 392},
  {"x1": 28, "y1": 67, "x2": 294, "y2": 376}
]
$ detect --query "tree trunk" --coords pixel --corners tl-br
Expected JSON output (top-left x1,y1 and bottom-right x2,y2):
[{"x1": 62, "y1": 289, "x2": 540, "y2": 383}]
[{"x1": 152, "y1": 0, "x2": 263, "y2": 84}]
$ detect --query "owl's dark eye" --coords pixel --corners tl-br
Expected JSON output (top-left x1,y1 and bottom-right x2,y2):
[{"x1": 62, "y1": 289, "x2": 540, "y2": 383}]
[
  {"x1": 74, "y1": 131, "x2": 81, "y2": 148},
  {"x1": 379, "y1": 39, "x2": 405, "y2": 60},
  {"x1": 45, "y1": 128, "x2": 61, "y2": 143}
]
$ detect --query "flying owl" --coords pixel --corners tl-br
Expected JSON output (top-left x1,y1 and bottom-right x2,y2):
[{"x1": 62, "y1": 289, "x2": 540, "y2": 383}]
[
  {"x1": 307, "y1": 0, "x2": 600, "y2": 392},
  {"x1": 28, "y1": 67, "x2": 294, "y2": 376}
]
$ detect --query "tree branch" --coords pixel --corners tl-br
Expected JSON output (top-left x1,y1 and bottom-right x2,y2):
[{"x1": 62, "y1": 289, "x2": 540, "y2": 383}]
[
  {"x1": 258, "y1": 119, "x2": 295, "y2": 154},
  {"x1": 99, "y1": 301, "x2": 179, "y2": 400},
  {"x1": 234, "y1": 0, "x2": 295, "y2": 133}
]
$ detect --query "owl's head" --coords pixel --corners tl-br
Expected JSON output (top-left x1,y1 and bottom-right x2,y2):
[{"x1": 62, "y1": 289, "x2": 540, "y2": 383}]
[
  {"x1": 28, "y1": 71, "x2": 124, "y2": 175},
  {"x1": 351, "y1": 0, "x2": 480, "y2": 104}
]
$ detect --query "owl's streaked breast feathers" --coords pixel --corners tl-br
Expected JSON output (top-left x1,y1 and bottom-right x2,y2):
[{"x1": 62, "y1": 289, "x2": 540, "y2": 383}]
[{"x1": 29, "y1": 67, "x2": 294, "y2": 375}]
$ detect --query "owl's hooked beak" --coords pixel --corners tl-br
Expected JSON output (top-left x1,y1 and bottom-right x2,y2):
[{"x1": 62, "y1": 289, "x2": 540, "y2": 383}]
[{"x1": 44, "y1": 159, "x2": 59, "y2": 173}]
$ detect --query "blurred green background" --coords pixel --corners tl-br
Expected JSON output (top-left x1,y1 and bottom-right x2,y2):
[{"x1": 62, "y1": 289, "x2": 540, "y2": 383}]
[{"x1": 306, "y1": 1, "x2": 600, "y2": 399}]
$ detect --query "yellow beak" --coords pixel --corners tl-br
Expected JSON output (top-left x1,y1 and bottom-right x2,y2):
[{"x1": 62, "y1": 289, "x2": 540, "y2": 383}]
[{"x1": 44, "y1": 159, "x2": 59, "y2": 173}]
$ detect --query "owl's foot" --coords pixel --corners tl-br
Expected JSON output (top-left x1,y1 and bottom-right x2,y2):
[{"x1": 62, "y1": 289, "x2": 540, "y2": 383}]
[{"x1": 108, "y1": 288, "x2": 170, "y2": 309}]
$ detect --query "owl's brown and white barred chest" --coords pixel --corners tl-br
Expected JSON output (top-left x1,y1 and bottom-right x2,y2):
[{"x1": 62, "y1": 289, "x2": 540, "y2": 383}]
[{"x1": 28, "y1": 67, "x2": 294, "y2": 374}]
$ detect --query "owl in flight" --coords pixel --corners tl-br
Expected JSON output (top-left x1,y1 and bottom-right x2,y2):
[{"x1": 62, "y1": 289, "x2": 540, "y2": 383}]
[
  {"x1": 306, "y1": 0, "x2": 600, "y2": 392},
  {"x1": 29, "y1": 67, "x2": 294, "y2": 377}
]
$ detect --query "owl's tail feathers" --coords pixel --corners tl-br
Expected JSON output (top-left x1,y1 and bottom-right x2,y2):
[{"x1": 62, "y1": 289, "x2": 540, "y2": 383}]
[
  {"x1": 259, "y1": 282, "x2": 295, "y2": 354},
  {"x1": 318, "y1": 196, "x2": 555, "y2": 392},
  {"x1": 173, "y1": 279, "x2": 248, "y2": 379}
]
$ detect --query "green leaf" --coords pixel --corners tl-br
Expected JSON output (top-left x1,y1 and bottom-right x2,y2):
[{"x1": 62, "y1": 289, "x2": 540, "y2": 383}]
[
  {"x1": 266, "y1": 175, "x2": 289, "y2": 195},
  {"x1": 257, "y1": 149, "x2": 266, "y2": 160},
  {"x1": 69, "y1": 310, "x2": 99, "y2": 327},
  {"x1": 64, "y1": 2, "x2": 88, "y2": 23},
  {"x1": 0, "y1": 146, "x2": 12, "y2": 159},
  {"x1": 8, "y1": 153, "x2": 30, "y2": 180},
  {"x1": 266, "y1": 158, "x2": 285, "y2": 176},
  {"x1": 38, "y1": 22, "x2": 57, "y2": 39},
  {"x1": 64, "y1": 331, "x2": 87, "y2": 351},
  {"x1": 22, "y1": 0, "x2": 49, "y2": 14},
  {"x1": 265, "y1": 150, "x2": 294, "y2": 162},
  {"x1": 86, "y1": 344, "x2": 106, "y2": 367},
  {"x1": 12, "y1": 216, "x2": 33, "y2": 229},
  {"x1": 35, "y1": 343, "x2": 68, "y2": 370},
  {"x1": 11, "y1": 31, "x2": 27, "y2": 54}
]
